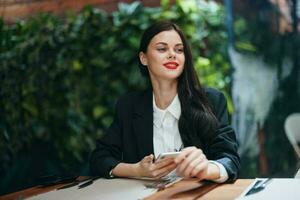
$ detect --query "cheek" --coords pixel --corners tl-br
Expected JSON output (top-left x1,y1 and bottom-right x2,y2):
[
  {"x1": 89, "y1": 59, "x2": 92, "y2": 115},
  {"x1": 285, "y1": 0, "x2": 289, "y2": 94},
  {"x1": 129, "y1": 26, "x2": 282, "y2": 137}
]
[
  {"x1": 179, "y1": 55, "x2": 185, "y2": 66},
  {"x1": 148, "y1": 53, "x2": 164, "y2": 64},
  {"x1": 181, "y1": 54, "x2": 185, "y2": 62}
]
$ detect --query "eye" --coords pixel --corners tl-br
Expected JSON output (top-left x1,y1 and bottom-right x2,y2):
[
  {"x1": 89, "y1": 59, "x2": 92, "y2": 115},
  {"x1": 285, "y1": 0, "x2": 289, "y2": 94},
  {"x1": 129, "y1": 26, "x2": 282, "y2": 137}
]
[
  {"x1": 157, "y1": 47, "x2": 167, "y2": 52},
  {"x1": 175, "y1": 48, "x2": 184, "y2": 54}
]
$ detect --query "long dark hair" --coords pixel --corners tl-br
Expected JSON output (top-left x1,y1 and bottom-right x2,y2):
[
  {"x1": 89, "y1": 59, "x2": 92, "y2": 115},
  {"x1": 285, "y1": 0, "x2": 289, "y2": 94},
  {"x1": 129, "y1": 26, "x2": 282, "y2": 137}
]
[{"x1": 139, "y1": 21, "x2": 218, "y2": 148}]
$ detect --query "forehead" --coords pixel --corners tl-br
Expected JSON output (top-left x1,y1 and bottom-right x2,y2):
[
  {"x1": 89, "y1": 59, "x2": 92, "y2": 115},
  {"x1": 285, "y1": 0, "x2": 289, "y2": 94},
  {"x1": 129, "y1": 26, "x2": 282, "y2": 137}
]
[{"x1": 149, "y1": 30, "x2": 183, "y2": 45}]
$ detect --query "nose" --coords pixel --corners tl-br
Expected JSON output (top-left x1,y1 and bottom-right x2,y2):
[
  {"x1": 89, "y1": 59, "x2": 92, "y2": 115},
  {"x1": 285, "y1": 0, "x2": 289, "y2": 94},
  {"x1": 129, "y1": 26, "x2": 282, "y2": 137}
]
[{"x1": 167, "y1": 50, "x2": 176, "y2": 59}]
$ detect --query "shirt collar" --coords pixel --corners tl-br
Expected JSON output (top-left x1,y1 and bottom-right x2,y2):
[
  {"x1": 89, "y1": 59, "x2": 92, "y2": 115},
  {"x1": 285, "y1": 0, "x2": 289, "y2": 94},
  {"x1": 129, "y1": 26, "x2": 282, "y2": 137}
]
[
  {"x1": 153, "y1": 93, "x2": 181, "y2": 128},
  {"x1": 167, "y1": 94, "x2": 181, "y2": 120}
]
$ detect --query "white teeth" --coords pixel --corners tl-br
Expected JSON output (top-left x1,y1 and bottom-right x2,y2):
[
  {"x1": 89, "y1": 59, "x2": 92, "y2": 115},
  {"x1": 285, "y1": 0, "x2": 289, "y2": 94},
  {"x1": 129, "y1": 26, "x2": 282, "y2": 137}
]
[{"x1": 165, "y1": 64, "x2": 177, "y2": 67}]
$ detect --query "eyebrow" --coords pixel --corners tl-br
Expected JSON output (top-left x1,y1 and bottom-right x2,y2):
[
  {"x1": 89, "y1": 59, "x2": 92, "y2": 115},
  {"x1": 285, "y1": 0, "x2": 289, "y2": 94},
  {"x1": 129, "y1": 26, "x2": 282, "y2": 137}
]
[{"x1": 155, "y1": 42, "x2": 183, "y2": 46}]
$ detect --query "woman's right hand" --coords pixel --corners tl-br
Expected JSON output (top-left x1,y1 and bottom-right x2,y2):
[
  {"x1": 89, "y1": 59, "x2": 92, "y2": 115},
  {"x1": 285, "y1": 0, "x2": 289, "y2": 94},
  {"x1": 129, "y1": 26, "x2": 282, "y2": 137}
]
[{"x1": 135, "y1": 154, "x2": 177, "y2": 179}]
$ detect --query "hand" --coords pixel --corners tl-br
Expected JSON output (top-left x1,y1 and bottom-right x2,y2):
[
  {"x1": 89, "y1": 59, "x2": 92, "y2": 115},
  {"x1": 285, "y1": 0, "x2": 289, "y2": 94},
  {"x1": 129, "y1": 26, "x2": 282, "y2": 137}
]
[
  {"x1": 136, "y1": 154, "x2": 177, "y2": 179},
  {"x1": 174, "y1": 146, "x2": 210, "y2": 179}
]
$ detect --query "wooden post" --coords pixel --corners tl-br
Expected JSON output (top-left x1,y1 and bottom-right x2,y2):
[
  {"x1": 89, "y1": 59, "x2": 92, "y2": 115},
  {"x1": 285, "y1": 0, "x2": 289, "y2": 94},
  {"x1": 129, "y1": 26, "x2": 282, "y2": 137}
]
[{"x1": 257, "y1": 123, "x2": 269, "y2": 176}]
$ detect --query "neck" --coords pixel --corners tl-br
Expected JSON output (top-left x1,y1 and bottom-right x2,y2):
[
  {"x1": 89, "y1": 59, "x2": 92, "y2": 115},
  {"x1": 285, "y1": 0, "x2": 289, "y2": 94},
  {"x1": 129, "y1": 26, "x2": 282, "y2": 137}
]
[{"x1": 151, "y1": 78, "x2": 178, "y2": 109}]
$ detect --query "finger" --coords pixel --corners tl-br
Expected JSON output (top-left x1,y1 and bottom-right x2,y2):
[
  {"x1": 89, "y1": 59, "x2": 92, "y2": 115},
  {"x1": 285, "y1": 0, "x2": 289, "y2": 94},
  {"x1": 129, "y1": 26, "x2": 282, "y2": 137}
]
[
  {"x1": 151, "y1": 162, "x2": 176, "y2": 178},
  {"x1": 190, "y1": 161, "x2": 208, "y2": 178},
  {"x1": 175, "y1": 147, "x2": 199, "y2": 164},
  {"x1": 174, "y1": 147, "x2": 192, "y2": 163},
  {"x1": 140, "y1": 155, "x2": 155, "y2": 170},
  {"x1": 155, "y1": 166, "x2": 177, "y2": 179},
  {"x1": 155, "y1": 157, "x2": 174, "y2": 164},
  {"x1": 183, "y1": 156, "x2": 204, "y2": 177},
  {"x1": 142, "y1": 154, "x2": 154, "y2": 163},
  {"x1": 177, "y1": 149, "x2": 203, "y2": 174},
  {"x1": 155, "y1": 168, "x2": 175, "y2": 179},
  {"x1": 153, "y1": 158, "x2": 175, "y2": 170},
  {"x1": 194, "y1": 170, "x2": 206, "y2": 180},
  {"x1": 184, "y1": 153, "x2": 206, "y2": 177},
  {"x1": 149, "y1": 154, "x2": 154, "y2": 162},
  {"x1": 153, "y1": 163, "x2": 177, "y2": 179}
]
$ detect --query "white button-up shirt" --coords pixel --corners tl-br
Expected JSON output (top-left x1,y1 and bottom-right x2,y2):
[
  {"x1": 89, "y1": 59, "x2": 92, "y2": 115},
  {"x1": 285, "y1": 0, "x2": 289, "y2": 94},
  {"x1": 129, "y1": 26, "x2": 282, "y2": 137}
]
[
  {"x1": 152, "y1": 93, "x2": 228, "y2": 183},
  {"x1": 153, "y1": 94, "x2": 183, "y2": 157}
]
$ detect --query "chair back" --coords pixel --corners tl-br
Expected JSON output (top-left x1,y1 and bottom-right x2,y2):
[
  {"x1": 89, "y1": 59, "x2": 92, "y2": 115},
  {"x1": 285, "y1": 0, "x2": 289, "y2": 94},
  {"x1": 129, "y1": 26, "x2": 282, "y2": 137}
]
[
  {"x1": 295, "y1": 168, "x2": 300, "y2": 178},
  {"x1": 284, "y1": 113, "x2": 300, "y2": 159}
]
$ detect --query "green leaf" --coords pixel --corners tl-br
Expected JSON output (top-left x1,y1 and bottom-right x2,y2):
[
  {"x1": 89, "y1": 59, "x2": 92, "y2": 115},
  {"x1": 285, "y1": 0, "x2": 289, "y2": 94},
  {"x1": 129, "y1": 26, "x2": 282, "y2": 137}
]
[
  {"x1": 72, "y1": 60, "x2": 82, "y2": 71},
  {"x1": 93, "y1": 106, "x2": 106, "y2": 119},
  {"x1": 177, "y1": 0, "x2": 197, "y2": 14},
  {"x1": 236, "y1": 41, "x2": 257, "y2": 52},
  {"x1": 22, "y1": 102, "x2": 38, "y2": 116},
  {"x1": 161, "y1": 0, "x2": 170, "y2": 10}
]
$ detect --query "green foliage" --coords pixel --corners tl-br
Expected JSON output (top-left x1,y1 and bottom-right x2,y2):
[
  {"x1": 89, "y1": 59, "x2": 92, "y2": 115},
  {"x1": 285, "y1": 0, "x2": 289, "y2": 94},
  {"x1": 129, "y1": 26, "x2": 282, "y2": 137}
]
[{"x1": 0, "y1": 0, "x2": 230, "y2": 193}]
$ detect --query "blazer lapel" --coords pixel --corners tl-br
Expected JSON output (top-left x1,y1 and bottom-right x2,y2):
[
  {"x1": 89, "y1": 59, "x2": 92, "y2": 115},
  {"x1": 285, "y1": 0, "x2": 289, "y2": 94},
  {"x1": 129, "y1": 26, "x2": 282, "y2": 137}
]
[{"x1": 132, "y1": 89, "x2": 154, "y2": 158}]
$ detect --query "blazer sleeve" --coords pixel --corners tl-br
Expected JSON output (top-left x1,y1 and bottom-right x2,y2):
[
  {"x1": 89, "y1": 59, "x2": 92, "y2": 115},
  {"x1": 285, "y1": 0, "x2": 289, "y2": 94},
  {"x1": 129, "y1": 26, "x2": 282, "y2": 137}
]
[
  {"x1": 206, "y1": 89, "x2": 240, "y2": 182},
  {"x1": 89, "y1": 99, "x2": 123, "y2": 178}
]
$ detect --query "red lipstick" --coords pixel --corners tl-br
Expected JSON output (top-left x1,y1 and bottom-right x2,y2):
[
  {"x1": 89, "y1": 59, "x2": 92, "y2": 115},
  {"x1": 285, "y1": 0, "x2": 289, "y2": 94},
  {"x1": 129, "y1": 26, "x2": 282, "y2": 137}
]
[{"x1": 163, "y1": 62, "x2": 179, "y2": 70}]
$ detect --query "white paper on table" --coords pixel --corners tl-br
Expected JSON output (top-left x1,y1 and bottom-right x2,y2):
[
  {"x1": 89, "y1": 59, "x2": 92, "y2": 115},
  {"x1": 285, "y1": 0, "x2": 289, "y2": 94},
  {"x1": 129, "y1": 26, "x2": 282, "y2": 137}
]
[
  {"x1": 236, "y1": 178, "x2": 300, "y2": 200},
  {"x1": 28, "y1": 178, "x2": 158, "y2": 200}
]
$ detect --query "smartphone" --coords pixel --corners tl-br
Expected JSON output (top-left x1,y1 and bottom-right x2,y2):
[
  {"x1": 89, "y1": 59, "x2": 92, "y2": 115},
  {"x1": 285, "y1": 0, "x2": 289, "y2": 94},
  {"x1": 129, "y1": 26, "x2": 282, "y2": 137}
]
[{"x1": 155, "y1": 151, "x2": 181, "y2": 161}]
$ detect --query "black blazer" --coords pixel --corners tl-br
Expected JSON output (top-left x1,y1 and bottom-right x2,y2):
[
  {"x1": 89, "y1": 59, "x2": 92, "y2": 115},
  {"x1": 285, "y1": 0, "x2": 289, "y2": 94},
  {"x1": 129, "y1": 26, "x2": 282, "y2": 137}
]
[{"x1": 90, "y1": 88, "x2": 240, "y2": 182}]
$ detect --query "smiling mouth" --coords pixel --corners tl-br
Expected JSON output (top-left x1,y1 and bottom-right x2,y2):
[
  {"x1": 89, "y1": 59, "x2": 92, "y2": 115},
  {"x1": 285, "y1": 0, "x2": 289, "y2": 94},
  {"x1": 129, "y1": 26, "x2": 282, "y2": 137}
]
[{"x1": 163, "y1": 62, "x2": 179, "y2": 69}]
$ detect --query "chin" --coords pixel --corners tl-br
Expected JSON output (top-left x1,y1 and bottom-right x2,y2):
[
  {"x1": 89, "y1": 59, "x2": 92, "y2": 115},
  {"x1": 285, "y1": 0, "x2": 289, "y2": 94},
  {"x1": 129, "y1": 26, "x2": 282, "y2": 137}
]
[{"x1": 163, "y1": 72, "x2": 182, "y2": 80}]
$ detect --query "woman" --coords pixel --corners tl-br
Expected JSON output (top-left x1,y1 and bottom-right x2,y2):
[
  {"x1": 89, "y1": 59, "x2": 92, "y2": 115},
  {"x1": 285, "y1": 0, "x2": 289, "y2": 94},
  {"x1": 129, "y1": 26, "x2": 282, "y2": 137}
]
[{"x1": 90, "y1": 21, "x2": 240, "y2": 182}]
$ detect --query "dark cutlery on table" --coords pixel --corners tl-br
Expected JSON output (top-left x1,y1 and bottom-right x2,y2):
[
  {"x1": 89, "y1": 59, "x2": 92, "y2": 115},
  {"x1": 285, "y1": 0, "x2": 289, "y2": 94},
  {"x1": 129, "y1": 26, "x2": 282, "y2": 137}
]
[{"x1": 245, "y1": 178, "x2": 272, "y2": 196}]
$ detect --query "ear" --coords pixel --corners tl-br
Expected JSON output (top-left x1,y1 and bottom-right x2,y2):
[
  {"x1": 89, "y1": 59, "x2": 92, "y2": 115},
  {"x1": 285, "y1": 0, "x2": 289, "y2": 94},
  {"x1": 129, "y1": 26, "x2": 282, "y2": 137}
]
[{"x1": 139, "y1": 52, "x2": 148, "y2": 66}]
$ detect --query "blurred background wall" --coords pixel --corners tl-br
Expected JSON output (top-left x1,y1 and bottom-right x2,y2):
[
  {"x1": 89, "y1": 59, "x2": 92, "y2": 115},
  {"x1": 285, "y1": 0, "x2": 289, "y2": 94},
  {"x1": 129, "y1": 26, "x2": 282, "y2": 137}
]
[{"x1": 1, "y1": 0, "x2": 176, "y2": 22}]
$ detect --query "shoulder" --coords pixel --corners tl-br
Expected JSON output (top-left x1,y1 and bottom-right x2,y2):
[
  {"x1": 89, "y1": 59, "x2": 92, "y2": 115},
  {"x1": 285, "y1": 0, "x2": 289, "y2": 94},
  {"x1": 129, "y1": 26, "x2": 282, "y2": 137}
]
[
  {"x1": 205, "y1": 87, "x2": 226, "y2": 104},
  {"x1": 117, "y1": 89, "x2": 150, "y2": 105},
  {"x1": 204, "y1": 87, "x2": 227, "y2": 114},
  {"x1": 115, "y1": 89, "x2": 152, "y2": 113}
]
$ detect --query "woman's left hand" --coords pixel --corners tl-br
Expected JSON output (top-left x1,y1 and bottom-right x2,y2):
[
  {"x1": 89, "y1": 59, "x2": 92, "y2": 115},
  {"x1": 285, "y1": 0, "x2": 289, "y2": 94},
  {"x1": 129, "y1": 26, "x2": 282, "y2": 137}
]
[{"x1": 174, "y1": 146, "x2": 210, "y2": 179}]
